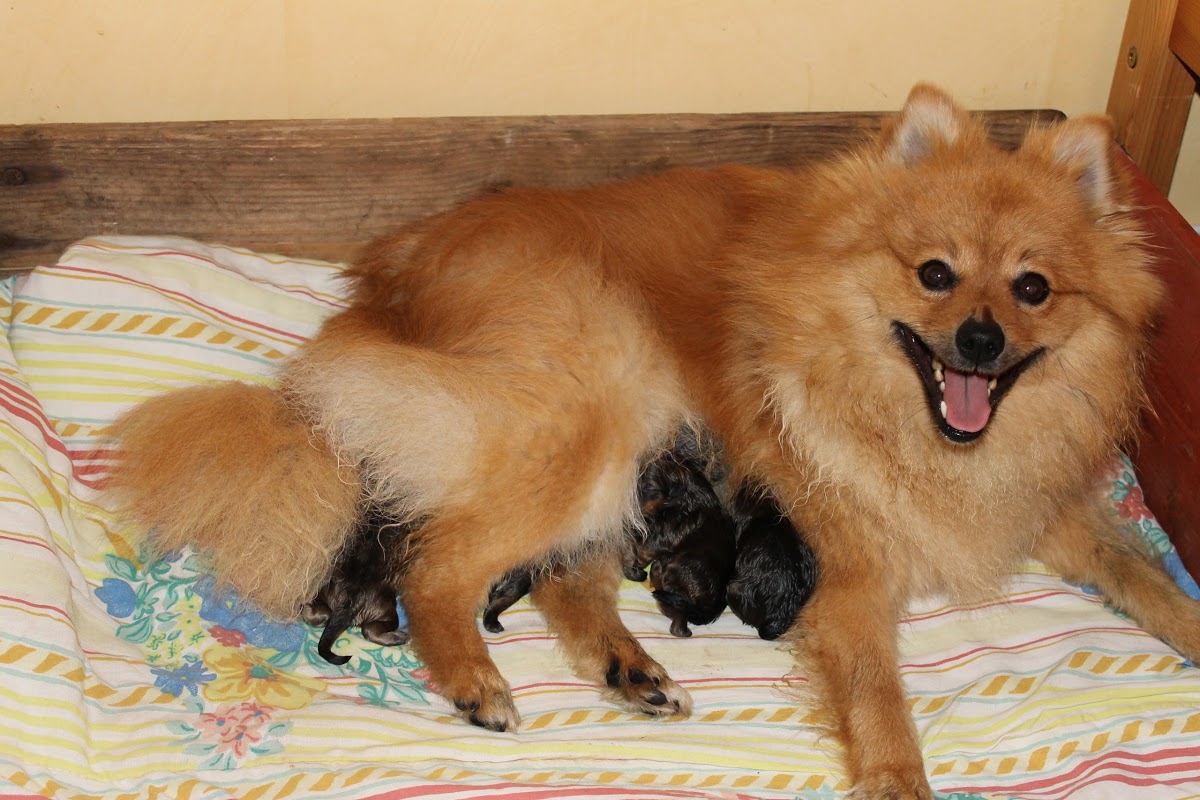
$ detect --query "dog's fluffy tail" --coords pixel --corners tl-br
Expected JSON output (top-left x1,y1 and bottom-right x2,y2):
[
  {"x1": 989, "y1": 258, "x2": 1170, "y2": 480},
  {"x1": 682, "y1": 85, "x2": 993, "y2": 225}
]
[{"x1": 106, "y1": 381, "x2": 360, "y2": 618}]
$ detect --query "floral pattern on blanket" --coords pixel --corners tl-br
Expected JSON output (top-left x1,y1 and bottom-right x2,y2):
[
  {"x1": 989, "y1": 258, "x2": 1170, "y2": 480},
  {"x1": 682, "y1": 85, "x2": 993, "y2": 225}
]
[
  {"x1": 1108, "y1": 453, "x2": 1200, "y2": 600},
  {"x1": 96, "y1": 540, "x2": 429, "y2": 768},
  {"x1": 90, "y1": 450, "x2": 1200, "y2": 774}
]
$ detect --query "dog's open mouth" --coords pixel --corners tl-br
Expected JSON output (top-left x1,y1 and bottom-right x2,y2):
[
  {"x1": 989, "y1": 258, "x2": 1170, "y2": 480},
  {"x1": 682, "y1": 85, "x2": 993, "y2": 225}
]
[{"x1": 892, "y1": 322, "x2": 1044, "y2": 444}]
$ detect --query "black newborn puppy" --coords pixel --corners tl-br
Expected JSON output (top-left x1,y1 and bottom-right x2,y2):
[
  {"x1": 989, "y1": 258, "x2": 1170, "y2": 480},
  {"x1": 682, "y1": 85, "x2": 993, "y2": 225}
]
[
  {"x1": 482, "y1": 429, "x2": 735, "y2": 636},
  {"x1": 481, "y1": 566, "x2": 533, "y2": 633},
  {"x1": 301, "y1": 502, "x2": 413, "y2": 665},
  {"x1": 725, "y1": 485, "x2": 818, "y2": 641},
  {"x1": 631, "y1": 446, "x2": 736, "y2": 637}
]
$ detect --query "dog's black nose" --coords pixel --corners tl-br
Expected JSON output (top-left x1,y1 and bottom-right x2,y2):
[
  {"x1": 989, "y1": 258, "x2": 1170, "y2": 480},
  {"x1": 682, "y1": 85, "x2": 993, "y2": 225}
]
[{"x1": 955, "y1": 317, "x2": 1005, "y2": 365}]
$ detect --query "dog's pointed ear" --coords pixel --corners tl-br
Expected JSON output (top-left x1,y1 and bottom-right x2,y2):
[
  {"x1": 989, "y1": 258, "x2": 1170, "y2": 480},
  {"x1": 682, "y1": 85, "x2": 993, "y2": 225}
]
[
  {"x1": 881, "y1": 83, "x2": 969, "y2": 166},
  {"x1": 1030, "y1": 116, "x2": 1123, "y2": 216}
]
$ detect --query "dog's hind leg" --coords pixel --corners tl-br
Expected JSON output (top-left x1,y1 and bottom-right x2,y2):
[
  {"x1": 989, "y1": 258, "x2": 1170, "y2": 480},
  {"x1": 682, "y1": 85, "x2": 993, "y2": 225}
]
[
  {"x1": 1035, "y1": 492, "x2": 1200, "y2": 662},
  {"x1": 532, "y1": 547, "x2": 692, "y2": 718}
]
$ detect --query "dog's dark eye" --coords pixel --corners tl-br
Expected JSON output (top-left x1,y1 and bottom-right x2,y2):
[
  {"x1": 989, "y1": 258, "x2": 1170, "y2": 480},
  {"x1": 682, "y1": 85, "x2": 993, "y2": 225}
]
[
  {"x1": 918, "y1": 260, "x2": 955, "y2": 291},
  {"x1": 1013, "y1": 272, "x2": 1050, "y2": 305}
]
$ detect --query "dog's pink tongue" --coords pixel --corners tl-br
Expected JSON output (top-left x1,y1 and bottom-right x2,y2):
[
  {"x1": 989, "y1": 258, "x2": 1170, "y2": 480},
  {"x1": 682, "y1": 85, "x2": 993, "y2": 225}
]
[{"x1": 942, "y1": 368, "x2": 991, "y2": 433}]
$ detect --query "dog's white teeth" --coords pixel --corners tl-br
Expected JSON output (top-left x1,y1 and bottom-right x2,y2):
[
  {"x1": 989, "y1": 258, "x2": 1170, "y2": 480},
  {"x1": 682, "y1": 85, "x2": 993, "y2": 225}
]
[
  {"x1": 939, "y1": 400, "x2": 948, "y2": 419},
  {"x1": 988, "y1": 378, "x2": 998, "y2": 394},
  {"x1": 938, "y1": 380, "x2": 946, "y2": 393},
  {"x1": 934, "y1": 367, "x2": 944, "y2": 382}
]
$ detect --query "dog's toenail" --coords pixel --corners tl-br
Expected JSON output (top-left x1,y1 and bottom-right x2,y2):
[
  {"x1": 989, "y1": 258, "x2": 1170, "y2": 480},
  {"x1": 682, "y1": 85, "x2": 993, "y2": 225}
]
[
  {"x1": 455, "y1": 699, "x2": 480, "y2": 713},
  {"x1": 471, "y1": 713, "x2": 507, "y2": 732},
  {"x1": 627, "y1": 668, "x2": 649, "y2": 684},
  {"x1": 645, "y1": 689, "x2": 668, "y2": 705}
]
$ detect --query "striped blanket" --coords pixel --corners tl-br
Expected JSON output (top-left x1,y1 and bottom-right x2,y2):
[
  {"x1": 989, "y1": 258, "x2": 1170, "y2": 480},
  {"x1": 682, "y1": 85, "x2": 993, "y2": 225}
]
[{"x1": 2, "y1": 236, "x2": 1198, "y2": 800}]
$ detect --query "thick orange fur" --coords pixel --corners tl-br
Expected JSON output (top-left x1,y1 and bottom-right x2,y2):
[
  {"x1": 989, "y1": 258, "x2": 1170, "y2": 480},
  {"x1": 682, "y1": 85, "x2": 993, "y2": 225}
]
[
  {"x1": 108, "y1": 84, "x2": 1200, "y2": 791},
  {"x1": 106, "y1": 382, "x2": 360, "y2": 617}
]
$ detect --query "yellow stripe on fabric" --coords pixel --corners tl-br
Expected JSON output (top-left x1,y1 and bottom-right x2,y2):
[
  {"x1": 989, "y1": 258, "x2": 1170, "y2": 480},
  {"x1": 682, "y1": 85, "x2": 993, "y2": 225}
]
[
  {"x1": 14, "y1": 343, "x2": 275, "y2": 379},
  {"x1": 309, "y1": 773, "x2": 336, "y2": 793},
  {"x1": 115, "y1": 314, "x2": 150, "y2": 333},
  {"x1": 45, "y1": 256, "x2": 333, "y2": 338},
  {"x1": 272, "y1": 773, "x2": 305, "y2": 800},
  {"x1": 51, "y1": 311, "x2": 89, "y2": 330},
  {"x1": 85, "y1": 312, "x2": 120, "y2": 331},
  {"x1": 765, "y1": 773, "x2": 792, "y2": 790},
  {"x1": 33, "y1": 653, "x2": 70, "y2": 673},
  {"x1": 176, "y1": 322, "x2": 206, "y2": 339},
  {"x1": 239, "y1": 785, "x2": 271, "y2": 800},
  {"x1": 0, "y1": 644, "x2": 35, "y2": 663},
  {"x1": 22, "y1": 307, "x2": 56, "y2": 327}
]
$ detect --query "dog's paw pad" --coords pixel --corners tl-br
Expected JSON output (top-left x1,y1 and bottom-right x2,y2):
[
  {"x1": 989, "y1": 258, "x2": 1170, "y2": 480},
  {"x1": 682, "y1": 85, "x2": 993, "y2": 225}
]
[{"x1": 603, "y1": 657, "x2": 692, "y2": 719}]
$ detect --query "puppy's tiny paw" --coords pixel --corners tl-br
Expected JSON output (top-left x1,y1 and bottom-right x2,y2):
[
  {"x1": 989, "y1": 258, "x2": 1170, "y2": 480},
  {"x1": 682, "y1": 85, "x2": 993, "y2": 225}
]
[
  {"x1": 362, "y1": 625, "x2": 409, "y2": 647},
  {"x1": 602, "y1": 658, "x2": 692, "y2": 719},
  {"x1": 299, "y1": 602, "x2": 331, "y2": 627}
]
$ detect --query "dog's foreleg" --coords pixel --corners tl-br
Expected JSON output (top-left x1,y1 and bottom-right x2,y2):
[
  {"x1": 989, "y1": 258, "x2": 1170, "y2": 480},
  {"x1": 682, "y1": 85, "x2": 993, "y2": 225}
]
[
  {"x1": 400, "y1": 518, "x2": 522, "y2": 732},
  {"x1": 532, "y1": 548, "x2": 692, "y2": 718},
  {"x1": 795, "y1": 549, "x2": 933, "y2": 800},
  {"x1": 1035, "y1": 492, "x2": 1200, "y2": 662}
]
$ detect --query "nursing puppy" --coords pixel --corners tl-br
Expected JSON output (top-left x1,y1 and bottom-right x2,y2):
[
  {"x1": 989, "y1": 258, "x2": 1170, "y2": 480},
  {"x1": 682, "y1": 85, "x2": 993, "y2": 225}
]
[
  {"x1": 108, "y1": 85, "x2": 1200, "y2": 795},
  {"x1": 483, "y1": 434, "x2": 735, "y2": 638},
  {"x1": 301, "y1": 501, "x2": 412, "y2": 665},
  {"x1": 632, "y1": 440, "x2": 736, "y2": 637},
  {"x1": 725, "y1": 485, "x2": 818, "y2": 641}
]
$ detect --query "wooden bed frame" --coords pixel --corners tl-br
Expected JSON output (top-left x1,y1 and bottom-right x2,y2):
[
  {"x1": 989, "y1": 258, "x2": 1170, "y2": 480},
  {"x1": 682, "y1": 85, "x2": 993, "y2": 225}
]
[{"x1": 1, "y1": 107, "x2": 1197, "y2": 581}]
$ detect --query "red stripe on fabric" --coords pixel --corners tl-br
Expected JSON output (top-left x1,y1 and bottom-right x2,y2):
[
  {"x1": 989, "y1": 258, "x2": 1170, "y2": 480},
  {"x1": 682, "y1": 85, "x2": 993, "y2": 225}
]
[
  {"x1": 0, "y1": 534, "x2": 54, "y2": 555},
  {"x1": 0, "y1": 384, "x2": 71, "y2": 462},
  {"x1": 0, "y1": 383, "x2": 105, "y2": 488},
  {"x1": 961, "y1": 746, "x2": 1200, "y2": 798},
  {"x1": 352, "y1": 781, "x2": 742, "y2": 800},
  {"x1": 899, "y1": 626, "x2": 1138, "y2": 671},
  {"x1": 47, "y1": 264, "x2": 307, "y2": 343},
  {"x1": 902, "y1": 590, "x2": 1080, "y2": 624},
  {"x1": 0, "y1": 594, "x2": 70, "y2": 620},
  {"x1": 69, "y1": 243, "x2": 348, "y2": 310}
]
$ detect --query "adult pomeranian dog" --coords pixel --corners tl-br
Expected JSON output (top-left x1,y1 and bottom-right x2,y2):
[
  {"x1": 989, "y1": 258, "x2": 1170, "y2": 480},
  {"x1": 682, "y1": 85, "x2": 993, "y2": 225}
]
[{"x1": 107, "y1": 85, "x2": 1200, "y2": 795}]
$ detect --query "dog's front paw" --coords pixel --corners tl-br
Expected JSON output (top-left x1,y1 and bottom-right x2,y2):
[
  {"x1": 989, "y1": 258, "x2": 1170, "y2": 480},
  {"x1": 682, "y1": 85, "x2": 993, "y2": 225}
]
[
  {"x1": 444, "y1": 674, "x2": 521, "y2": 732},
  {"x1": 846, "y1": 768, "x2": 933, "y2": 800},
  {"x1": 602, "y1": 657, "x2": 692, "y2": 719}
]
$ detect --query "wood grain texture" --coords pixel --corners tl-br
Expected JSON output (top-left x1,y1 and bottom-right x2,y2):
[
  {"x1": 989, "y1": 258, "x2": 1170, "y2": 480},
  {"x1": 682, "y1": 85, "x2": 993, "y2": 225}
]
[
  {"x1": 1171, "y1": 0, "x2": 1200, "y2": 74},
  {"x1": 1124, "y1": 152, "x2": 1200, "y2": 582},
  {"x1": 0, "y1": 110, "x2": 1062, "y2": 271},
  {"x1": 1107, "y1": 0, "x2": 1197, "y2": 194}
]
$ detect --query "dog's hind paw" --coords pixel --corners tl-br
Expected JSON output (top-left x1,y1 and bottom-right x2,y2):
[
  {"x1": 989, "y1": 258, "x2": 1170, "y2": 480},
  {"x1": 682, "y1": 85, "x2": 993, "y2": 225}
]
[{"x1": 602, "y1": 657, "x2": 693, "y2": 719}]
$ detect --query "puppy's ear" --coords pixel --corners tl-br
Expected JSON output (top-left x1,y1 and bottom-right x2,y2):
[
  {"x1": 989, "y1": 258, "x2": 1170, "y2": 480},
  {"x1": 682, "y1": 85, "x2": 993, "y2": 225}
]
[
  {"x1": 881, "y1": 83, "x2": 969, "y2": 166},
  {"x1": 1027, "y1": 116, "x2": 1123, "y2": 216}
]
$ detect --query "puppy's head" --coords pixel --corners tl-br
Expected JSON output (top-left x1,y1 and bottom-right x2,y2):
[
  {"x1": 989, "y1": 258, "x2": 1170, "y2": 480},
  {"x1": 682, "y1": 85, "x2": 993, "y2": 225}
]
[{"x1": 650, "y1": 550, "x2": 731, "y2": 637}]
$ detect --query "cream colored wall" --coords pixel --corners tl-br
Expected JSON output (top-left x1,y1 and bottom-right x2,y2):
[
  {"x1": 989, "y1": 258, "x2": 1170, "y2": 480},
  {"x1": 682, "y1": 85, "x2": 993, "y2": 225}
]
[{"x1": 2, "y1": 0, "x2": 1197, "y2": 220}]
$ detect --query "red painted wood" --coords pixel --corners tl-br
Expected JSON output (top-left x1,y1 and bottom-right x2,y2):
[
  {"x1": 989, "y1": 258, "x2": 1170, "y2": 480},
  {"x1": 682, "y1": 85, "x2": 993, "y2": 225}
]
[{"x1": 1124, "y1": 151, "x2": 1200, "y2": 581}]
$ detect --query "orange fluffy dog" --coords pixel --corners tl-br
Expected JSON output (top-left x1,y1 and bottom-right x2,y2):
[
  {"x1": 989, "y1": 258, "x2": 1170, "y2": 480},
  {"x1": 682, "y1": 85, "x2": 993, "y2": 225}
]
[{"x1": 108, "y1": 85, "x2": 1200, "y2": 796}]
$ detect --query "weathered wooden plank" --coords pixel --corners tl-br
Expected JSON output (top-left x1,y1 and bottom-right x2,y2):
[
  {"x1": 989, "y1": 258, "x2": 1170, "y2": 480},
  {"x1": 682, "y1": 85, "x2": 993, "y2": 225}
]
[{"x1": 0, "y1": 110, "x2": 1062, "y2": 270}]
